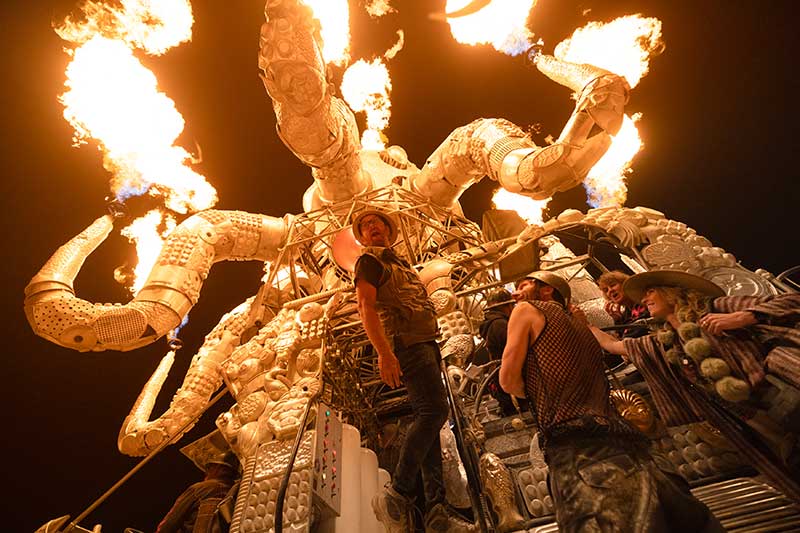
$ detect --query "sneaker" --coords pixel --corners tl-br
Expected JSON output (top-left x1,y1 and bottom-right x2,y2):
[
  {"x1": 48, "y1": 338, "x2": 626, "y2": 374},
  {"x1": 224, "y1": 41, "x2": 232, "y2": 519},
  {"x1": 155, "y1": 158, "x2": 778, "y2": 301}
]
[
  {"x1": 372, "y1": 484, "x2": 411, "y2": 533},
  {"x1": 425, "y1": 503, "x2": 478, "y2": 533}
]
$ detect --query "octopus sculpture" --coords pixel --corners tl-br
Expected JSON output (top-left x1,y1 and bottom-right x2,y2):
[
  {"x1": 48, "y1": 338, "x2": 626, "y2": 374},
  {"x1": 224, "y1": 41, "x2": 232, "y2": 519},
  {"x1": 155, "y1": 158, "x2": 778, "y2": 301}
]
[{"x1": 26, "y1": 1, "x2": 781, "y2": 531}]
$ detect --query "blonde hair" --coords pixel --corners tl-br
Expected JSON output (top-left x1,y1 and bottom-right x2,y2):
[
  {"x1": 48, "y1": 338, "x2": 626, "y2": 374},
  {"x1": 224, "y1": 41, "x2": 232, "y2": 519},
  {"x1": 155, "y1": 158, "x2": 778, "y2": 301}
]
[{"x1": 652, "y1": 286, "x2": 711, "y2": 325}]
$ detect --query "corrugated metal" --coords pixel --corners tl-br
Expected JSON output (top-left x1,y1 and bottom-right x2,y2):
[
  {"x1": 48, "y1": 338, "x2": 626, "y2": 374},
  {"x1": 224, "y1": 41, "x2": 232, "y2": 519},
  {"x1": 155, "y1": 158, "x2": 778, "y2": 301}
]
[
  {"x1": 693, "y1": 477, "x2": 800, "y2": 532},
  {"x1": 525, "y1": 477, "x2": 800, "y2": 532}
]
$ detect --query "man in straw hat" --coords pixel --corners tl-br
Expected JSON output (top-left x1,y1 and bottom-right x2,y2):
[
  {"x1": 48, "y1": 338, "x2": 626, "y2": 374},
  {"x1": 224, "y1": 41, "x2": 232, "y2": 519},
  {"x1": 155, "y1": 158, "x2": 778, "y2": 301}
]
[
  {"x1": 591, "y1": 269, "x2": 800, "y2": 502},
  {"x1": 500, "y1": 271, "x2": 722, "y2": 532},
  {"x1": 352, "y1": 208, "x2": 464, "y2": 532}
]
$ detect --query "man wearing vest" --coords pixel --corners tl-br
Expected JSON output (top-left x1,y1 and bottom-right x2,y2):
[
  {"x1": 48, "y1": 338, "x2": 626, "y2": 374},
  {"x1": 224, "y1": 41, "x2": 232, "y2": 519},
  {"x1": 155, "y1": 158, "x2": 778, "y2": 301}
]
[
  {"x1": 156, "y1": 452, "x2": 239, "y2": 533},
  {"x1": 500, "y1": 271, "x2": 724, "y2": 532},
  {"x1": 353, "y1": 208, "x2": 454, "y2": 532}
]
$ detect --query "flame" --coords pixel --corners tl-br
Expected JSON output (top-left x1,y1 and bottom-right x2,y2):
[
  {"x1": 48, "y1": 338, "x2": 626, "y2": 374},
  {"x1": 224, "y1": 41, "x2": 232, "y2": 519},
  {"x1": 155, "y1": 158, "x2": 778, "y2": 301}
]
[
  {"x1": 446, "y1": 0, "x2": 537, "y2": 56},
  {"x1": 492, "y1": 189, "x2": 549, "y2": 226},
  {"x1": 56, "y1": 0, "x2": 194, "y2": 54},
  {"x1": 57, "y1": 0, "x2": 217, "y2": 214},
  {"x1": 120, "y1": 209, "x2": 177, "y2": 294},
  {"x1": 553, "y1": 15, "x2": 662, "y2": 207},
  {"x1": 302, "y1": 0, "x2": 351, "y2": 65},
  {"x1": 584, "y1": 113, "x2": 643, "y2": 208},
  {"x1": 384, "y1": 30, "x2": 405, "y2": 60},
  {"x1": 341, "y1": 58, "x2": 392, "y2": 150},
  {"x1": 57, "y1": 0, "x2": 216, "y2": 289},
  {"x1": 366, "y1": 0, "x2": 395, "y2": 18},
  {"x1": 554, "y1": 15, "x2": 663, "y2": 88}
]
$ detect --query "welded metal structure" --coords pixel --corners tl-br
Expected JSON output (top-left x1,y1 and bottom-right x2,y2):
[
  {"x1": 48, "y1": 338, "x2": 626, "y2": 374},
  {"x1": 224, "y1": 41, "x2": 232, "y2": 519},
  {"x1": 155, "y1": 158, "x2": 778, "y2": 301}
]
[{"x1": 27, "y1": 1, "x2": 798, "y2": 532}]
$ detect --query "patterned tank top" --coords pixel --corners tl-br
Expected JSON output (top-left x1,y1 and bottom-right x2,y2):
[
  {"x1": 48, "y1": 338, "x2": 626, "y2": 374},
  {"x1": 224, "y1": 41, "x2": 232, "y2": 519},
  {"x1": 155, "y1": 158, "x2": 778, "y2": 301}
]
[{"x1": 523, "y1": 301, "x2": 611, "y2": 433}]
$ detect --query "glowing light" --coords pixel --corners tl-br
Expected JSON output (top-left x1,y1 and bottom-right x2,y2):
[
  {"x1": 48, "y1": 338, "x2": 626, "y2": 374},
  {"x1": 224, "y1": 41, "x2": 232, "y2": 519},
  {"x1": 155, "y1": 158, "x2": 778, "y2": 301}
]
[
  {"x1": 492, "y1": 189, "x2": 549, "y2": 226},
  {"x1": 446, "y1": 0, "x2": 537, "y2": 56},
  {"x1": 57, "y1": 0, "x2": 217, "y2": 214},
  {"x1": 56, "y1": 0, "x2": 194, "y2": 54},
  {"x1": 553, "y1": 15, "x2": 662, "y2": 206},
  {"x1": 121, "y1": 210, "x2": 177, "y2": 294},
  {"x1": 385, "y1": 30, "x2": 404, "y2": 60},
  {"x1": 584, "y1": 113, "x2": 643, "y2": 208},
  {"x1": 554, "y1": 15, "x2": 663, "y2": 88},
  {"x1": 302, "y1": 0, "x2": 351, "y2": 65},
  {"x1": 366, "y1": 0, "x2": 395, "y2": 18},
  {"x1": 341, "y1": 59, "x2": 392, "y2": 150},
  {"x1": 56, "y1": 0, "x2": 216, "y2": 289}
]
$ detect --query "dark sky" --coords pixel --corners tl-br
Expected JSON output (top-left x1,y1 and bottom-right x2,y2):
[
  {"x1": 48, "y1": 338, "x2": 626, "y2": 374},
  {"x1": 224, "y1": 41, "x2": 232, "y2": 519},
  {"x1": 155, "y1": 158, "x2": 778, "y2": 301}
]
[{"x1": 2, "y1": 1, "x2": 798, "y2": 531}]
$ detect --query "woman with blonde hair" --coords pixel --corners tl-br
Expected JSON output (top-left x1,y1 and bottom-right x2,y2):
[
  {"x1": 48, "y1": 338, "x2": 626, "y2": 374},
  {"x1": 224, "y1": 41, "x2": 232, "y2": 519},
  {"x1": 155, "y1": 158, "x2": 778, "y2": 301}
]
[{"x1": 590, "y1": 270, "x2": 800, "y2": 501}]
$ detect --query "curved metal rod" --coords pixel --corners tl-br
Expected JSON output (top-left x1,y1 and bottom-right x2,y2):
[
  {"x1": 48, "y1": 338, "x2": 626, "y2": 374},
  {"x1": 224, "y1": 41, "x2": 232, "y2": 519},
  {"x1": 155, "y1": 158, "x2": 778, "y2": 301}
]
[
  {"x1": 775, "y1": 265, "x2": 800, "y2": 292},
  {"x1": 776, "y1": 265, "x2": 800, "y2": 281},
  {"x1": 441, "y1": 360, "x2": 492, "y2": 533},
  {"x1": 274, "y1": 390, "x2": 321, "y2": 533}
]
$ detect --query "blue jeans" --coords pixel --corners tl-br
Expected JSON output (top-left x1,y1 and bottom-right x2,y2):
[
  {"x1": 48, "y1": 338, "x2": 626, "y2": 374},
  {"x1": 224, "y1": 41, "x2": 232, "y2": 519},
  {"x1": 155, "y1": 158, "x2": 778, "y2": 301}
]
[{"x1": 392, "y1": 340, "x2": 449, "y2": 509}]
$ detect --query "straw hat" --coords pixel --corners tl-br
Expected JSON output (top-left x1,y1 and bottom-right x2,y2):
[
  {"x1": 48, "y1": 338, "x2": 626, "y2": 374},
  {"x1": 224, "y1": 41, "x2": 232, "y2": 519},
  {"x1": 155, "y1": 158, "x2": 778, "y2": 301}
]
[
  {"x1": 352, "y1": 208, "x2": 398, "y2": 245},
  {"x1": 623, "y1": 270, "x2": 725, "y2": 302}
]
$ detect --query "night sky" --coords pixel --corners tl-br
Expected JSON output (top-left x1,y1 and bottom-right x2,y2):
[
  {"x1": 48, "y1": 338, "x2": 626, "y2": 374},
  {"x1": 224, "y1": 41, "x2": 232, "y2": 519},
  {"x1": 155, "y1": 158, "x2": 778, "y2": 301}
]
[{"x1": 2, "y1": 1, "x2": 798, "y2": 531}]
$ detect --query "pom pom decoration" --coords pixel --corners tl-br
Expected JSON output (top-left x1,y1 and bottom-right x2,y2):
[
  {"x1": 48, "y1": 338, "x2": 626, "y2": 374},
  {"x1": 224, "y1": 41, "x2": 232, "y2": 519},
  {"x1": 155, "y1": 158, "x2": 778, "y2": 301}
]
[
  {"x1": 700, "y1": 357, "x2": 732, "y2": 380},
  {"x1": 657, "y1": 329, "x2": 675, "y2": 347},
  {"x1": 683, "y1": 337, "x2": 712, "y2": 364},
  {"x1": 657, "y1": 316, "x2": 752, "y2": 406},
  {"x1": 678, "y1": 322, "x2": 702, "y2": 341},
  {"x1": 715, "y1": 376, "x2": 751, "y2": 403},
  {"x1": 664, "y1": 347, "x2": 682, "y2": 366}
]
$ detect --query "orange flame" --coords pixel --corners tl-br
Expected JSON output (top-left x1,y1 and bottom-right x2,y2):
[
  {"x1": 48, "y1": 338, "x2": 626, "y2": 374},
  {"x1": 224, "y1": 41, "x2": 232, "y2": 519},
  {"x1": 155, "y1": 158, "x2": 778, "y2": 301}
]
[
  {"x1": 492, "y1": 189, "x2": 549, "y2": 226},
  {"x1": 302, "y1": 0, "x2": 351, "y2": 65},
  {"x1": 584, "y1": 113, "x2": 643, "y2": 208},
  {"x1": 57, "y1": 0, "x2": 217, "y2": 290},
  {"x1": 554, "y1": 14, "x2": 663, "y2": 89},
  {"x1": 57, "y1": 0, "x2": 194, "y2": 54},
  {"x1": 554, "y1": 15, "x2": 662, "y2": 206},
  {"x1": 366, "y1": 0, "x2": 395, "y2": 18},
  {"x1": 341, "y1": 58, "x2": 392, "y2": 150},
  {"x1": 57, "y1": 0, "x2": 216, "y2": 214},
  {"x1": 446, "y1": 0, "x2": 537, "y2": 56},
  {"x1": 120, "y1": 210, "x2": 177, "y2": 294}
]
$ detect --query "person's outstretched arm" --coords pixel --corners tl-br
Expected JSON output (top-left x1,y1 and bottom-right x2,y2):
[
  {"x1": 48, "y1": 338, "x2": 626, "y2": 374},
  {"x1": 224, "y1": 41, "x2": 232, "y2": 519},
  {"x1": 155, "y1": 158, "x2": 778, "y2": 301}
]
[{"x1": 590, "y1": 325, "x2": 628, "y2": 357}]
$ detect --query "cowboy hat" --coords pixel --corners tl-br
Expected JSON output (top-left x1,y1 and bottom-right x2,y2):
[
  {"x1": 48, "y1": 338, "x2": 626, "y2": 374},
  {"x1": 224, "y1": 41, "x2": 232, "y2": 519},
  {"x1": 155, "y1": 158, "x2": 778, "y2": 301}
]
[
  {"x1": 623, "y1": 270, "x2": 725, "y2": 302},
  {"x1": 352, "y1": 208, "x2": 399, "y2": 245}
]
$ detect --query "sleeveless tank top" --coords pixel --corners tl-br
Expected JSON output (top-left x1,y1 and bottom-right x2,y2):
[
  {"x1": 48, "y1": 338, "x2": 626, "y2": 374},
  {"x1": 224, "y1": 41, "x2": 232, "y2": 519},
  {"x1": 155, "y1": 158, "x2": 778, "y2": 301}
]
[{"x1": 523, "y1": 301, "x2": 611, "y2": 433}]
